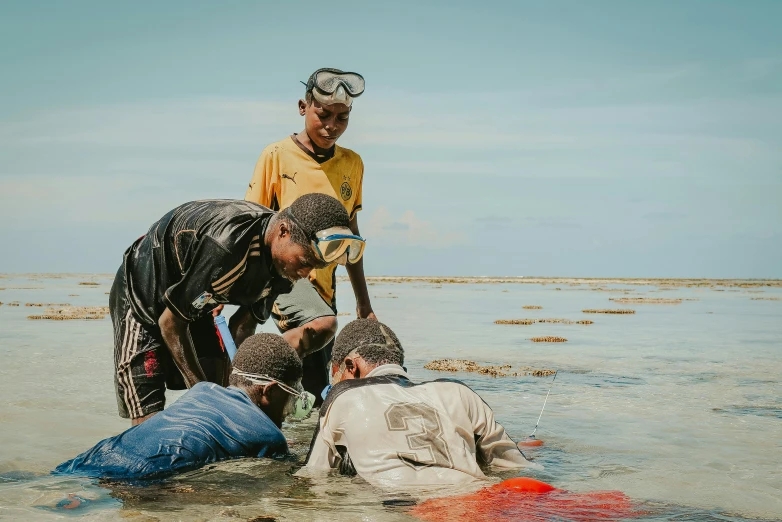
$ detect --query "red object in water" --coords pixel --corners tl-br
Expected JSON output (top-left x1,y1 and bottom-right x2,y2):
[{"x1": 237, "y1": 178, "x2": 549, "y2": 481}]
[
  {"x1": 494, "y1": 477, "x2": 556, "y2": 494},
  {"x1": 410, "y1": 477, "x2": 641, "y2": 522},
  {"x1": 517, "y1": 438, "x2": 544, "y2": 448}
]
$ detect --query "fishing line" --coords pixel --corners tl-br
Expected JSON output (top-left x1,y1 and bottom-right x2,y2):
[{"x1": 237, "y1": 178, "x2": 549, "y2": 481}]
[
  {"x1": 518, "y1": 370, "x2": 557, "y2": 447},
  {"x1": 529, "y1": 370, "x2": 557, "y2": 438}
]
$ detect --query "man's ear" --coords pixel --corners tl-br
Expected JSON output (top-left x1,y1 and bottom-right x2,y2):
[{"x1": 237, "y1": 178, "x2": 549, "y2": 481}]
[
  {"x1": 278, "y1": 220, "x2": 290, "y2": 239},
  {"x1": 298, "y1": 99, "x2": 307, "y2": 115},
  {"x1": 344, "y1": 357, "x2": 360, "y2": 378},
  {"x1": 261, "y1": 382, "x2": 275, "y2": 398}
]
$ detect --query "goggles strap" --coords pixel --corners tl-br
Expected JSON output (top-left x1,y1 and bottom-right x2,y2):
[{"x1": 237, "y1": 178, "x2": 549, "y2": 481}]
[{"x1": 231, "y1": 369, "x2": 302, "y2": 398}]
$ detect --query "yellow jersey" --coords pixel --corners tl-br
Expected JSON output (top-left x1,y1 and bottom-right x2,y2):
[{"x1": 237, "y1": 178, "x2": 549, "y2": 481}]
[{"x1": 245, "y1": 136, "x2": 364, "y2": 306}]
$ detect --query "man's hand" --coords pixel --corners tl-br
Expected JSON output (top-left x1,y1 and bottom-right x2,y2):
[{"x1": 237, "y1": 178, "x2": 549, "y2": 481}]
[{"x1": 211, "y1": 304, "x2": 225, "y2": 317}]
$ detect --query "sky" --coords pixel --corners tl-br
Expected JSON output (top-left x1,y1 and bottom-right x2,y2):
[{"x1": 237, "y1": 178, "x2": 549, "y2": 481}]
[{"x1": 1, "y1": 0, "x2": 780, "y2": 278}]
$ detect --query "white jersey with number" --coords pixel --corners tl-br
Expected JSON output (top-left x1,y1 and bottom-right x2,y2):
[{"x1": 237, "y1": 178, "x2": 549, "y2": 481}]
[{"x1": 303, "y1": 365, "x2": 537, "y2": 489}]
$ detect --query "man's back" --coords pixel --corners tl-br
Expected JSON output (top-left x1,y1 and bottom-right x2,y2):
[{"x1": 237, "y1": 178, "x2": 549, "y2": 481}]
[
  {"x1": 305, "y1": 365, "x2": 532, "y2": 488},
  {"x1": 124, "y1": 199, "x2": 282, "y2": 325},
  {"x1": 55, "y1": 382, "x2": 287, "y2": 479}
]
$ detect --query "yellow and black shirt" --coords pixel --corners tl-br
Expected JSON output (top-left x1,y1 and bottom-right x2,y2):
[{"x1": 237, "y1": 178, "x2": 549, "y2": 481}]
[{"x1": 245, "y1": 135, "x2": 364, "y2": 305}]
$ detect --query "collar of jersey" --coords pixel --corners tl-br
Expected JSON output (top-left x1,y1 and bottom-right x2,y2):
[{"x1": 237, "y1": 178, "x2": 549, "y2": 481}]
[{"x1": 365, "y1": 364, "x2": 407, "y2": 379}]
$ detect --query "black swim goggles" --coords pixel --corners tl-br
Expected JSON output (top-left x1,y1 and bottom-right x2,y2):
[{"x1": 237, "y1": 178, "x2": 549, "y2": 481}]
[{"x1": 302, "y1": 68, "x2": 365, "y2": 107}]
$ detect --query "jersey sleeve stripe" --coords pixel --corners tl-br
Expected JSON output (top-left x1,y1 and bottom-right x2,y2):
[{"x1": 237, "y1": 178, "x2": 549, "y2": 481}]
[
  {"x1": 212, "y1": 247, "x2": 251, "y2": 288},
  {"x1": 213, "y1": 243, "x2": 261, "y2": 294},
  {"x1": 214, "y1": 266, "x2": 247, "y2": 295}
]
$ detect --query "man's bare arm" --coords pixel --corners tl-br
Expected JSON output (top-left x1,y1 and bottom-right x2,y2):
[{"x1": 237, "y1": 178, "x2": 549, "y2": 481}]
[
  {"x1": 229, "y1": 306, "x2": 259, "y2": 350},
  {"x1": 346, "y1": 215, "x2": 376, "y2": 319},
  {"x1": 158, "y1": 307, "x2": 207, "y2": 387}
]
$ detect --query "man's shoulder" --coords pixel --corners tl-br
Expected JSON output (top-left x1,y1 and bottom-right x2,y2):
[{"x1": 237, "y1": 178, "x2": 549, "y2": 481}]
[
  {"x1": 261, "y1": 136, "x2": 298, "y2": 158},
  {"x1": 335, "y1": 145, "x2": 363, "y2": 165},
  {"x1": 172, "y1": 199, "x2": 269, "y2": 217},
  {"x1": 330, "y1": 374, "x2": 470, "y2": 403}
]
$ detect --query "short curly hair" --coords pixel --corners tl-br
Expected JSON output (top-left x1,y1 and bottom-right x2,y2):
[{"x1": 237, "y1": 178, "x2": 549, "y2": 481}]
[
  {"x1": 286, "y1": 193, "x2": 350, "y2": 239},
  {"x1": 332, "y1": 319, "x2": 404, "y2": 367},
  {"x1": 229, "y1": 333, "x2": 303, "y2": 387}
]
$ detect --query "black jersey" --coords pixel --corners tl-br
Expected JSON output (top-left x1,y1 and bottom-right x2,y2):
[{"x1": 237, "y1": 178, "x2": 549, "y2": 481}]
[{"x1": 121, "y1": 200, "x2": 292, "y2": 327}]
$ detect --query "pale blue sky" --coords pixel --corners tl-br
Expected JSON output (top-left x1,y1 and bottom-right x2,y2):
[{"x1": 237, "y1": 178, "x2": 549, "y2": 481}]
[{"x1": 1, "y1": 0, "x2": 780, "y2": 277}]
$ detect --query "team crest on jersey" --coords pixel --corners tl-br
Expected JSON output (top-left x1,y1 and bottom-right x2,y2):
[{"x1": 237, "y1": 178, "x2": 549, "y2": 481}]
[
  {"x1": 191, "y1": 292, "x2": 214, "y2": 309},
  {"x1": 340, "y1": 181, "x2": 352, "y2": 201}
]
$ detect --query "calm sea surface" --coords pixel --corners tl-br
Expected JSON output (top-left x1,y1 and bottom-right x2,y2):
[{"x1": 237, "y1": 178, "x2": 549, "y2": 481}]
[{"x1": 0, "y1": 274, "x2": 780, "y2": 521}]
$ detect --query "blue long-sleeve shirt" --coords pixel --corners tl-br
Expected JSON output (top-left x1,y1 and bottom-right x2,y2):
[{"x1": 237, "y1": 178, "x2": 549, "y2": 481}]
[{"x1": 55, "y1": 382, "x2": 287, "y2": 479}]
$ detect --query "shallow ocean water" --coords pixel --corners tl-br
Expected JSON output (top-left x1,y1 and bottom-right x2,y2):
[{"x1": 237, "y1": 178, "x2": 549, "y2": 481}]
[{"x1": 0, "y1": 274, "x2": 780, "y2": 521}]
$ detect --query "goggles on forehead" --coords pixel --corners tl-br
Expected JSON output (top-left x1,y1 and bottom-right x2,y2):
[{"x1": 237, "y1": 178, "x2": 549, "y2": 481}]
[
  {"x1": 313, "y1": 226, "x2": 366, "y2": 265},
  {"x1": 303, "y1": 68, "x2": 365, "y2": 107},
  {"x1": 232, "y1": 369, "x2": 314, "y2": 418}
]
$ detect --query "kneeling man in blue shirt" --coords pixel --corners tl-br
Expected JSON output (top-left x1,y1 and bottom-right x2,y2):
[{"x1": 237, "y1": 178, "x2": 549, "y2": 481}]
[{"x1": 55, "y1": 333, "x2": 307, "y2": 480}]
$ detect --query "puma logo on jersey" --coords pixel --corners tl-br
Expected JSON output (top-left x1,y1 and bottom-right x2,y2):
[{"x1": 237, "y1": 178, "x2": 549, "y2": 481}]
[{"x1": 281, "y1": 172, "x2": 297, "y2": 184}]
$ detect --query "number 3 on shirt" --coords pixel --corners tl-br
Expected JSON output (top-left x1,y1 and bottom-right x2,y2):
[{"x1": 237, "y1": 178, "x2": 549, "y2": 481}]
[{"x1": 385, "y1": 403, "x2": 454, "y2": 469}]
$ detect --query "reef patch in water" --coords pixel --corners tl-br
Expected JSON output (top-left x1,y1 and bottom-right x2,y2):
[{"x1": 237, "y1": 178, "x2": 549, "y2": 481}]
[
  {"x1": 609, "y1": 297, "x2": 681, "y2": 304},
  {"x1": 424, "y1": 359, "x2": 555, "y2": 377},
  {"x1": 583, "y1": 309, "x2": 635, "y2": 314},
  {"x1": 496, "y1": 318, "x2": 593, "y2": 325},
  {"x1": 28, "y1": 306, "x2": 110, "y2": 320}
]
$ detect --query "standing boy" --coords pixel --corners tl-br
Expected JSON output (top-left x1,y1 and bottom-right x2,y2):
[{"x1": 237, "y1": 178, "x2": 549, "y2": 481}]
[{"x1": 245, "y1": 68, "x2": 375, "y2": 400}]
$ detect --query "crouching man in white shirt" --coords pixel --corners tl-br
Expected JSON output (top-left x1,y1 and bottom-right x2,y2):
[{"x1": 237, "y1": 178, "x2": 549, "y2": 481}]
[{"x1": 302, "y1": 319, "x2": 540, "y2": 490}]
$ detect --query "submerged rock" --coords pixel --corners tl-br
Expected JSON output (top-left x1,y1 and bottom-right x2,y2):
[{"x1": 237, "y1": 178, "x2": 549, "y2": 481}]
[
  {"x1": 609, "y1": 297, "x2": 682, "y2": 304},
  {"x1": 27, "y1": 306, "x2": 109, "y2": 320},
  {"x1": 582, "y1": 309, "x2": 635, "y2": 314},
  {"x1": 424, "y1": 359, "x2": 555, "y2": 378}
]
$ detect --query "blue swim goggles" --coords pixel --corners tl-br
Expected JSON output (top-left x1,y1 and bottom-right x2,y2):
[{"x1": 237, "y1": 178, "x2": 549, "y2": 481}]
[{"x1": 312, "y1": 226, "x2": 366, "y2": 265}]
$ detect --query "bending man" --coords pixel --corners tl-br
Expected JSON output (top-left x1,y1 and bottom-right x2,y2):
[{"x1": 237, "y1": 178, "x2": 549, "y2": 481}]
[
  {"x1": 303, "y1": 319, "x2": 539, "y2": 489},
  {"x1": 110, "y1": 193, "x2": 362, "y2": 424}
]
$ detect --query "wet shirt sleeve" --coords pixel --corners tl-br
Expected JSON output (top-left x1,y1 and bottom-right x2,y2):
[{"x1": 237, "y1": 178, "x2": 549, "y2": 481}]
[
  {"x1": 463, "y1": 386, "x2": 532, "y2": 469},
  {"x1": 248, "y1": 277, "x2": 293, "y2": 323},
  {"x1": 163, "y1": 237, "x2": 241, "y2": 322},
  {"x1": 245, "y1": 147, "x2": 279, "y2": 210},
  {"x1": 305, "y1": 403, "x2": 344, "y2": 471}
]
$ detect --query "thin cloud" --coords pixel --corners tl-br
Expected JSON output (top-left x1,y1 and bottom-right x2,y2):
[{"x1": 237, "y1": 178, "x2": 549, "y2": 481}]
[{"x1": 365, "y1": 206, "x2": 465, "y2": 248}]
